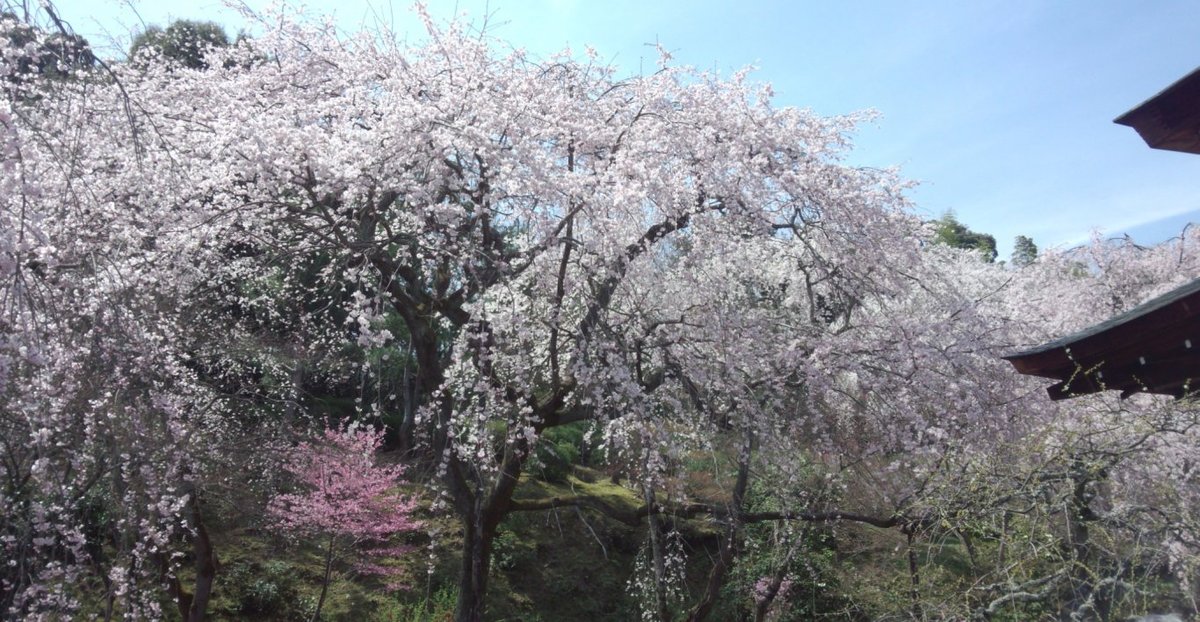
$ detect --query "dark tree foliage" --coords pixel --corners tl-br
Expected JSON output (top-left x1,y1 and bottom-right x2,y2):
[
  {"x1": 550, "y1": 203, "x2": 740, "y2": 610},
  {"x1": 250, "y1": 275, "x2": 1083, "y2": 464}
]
[
  {"x1": 932, "y1": 211, "x2": 998, "y2": 262},
  {"x1": 1, "y1": 12, "x2": 94, "y2": 82},
  {"x1": 1012, "y1": 234, "x2": 1038, "y2": 266},
  {"x1": 130, "y1": 19, "x2": 229, "y2": 70}
]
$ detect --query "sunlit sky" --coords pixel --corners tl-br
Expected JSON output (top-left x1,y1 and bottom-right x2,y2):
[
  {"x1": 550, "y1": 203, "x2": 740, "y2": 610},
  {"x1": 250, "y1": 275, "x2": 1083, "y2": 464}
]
[{"x1": 53, "y1": 0, "x2": 1200, "y2": 260}]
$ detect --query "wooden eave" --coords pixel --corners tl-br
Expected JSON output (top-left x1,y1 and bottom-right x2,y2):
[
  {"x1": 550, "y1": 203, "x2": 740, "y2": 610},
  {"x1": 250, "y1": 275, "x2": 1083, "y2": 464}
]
[
  {"x1": 1114, "y1": 66, "x2": 1200, "y2": 155},
  {"x1": 1003, "y1": 278, "x2": 1200, "y2": 400}
]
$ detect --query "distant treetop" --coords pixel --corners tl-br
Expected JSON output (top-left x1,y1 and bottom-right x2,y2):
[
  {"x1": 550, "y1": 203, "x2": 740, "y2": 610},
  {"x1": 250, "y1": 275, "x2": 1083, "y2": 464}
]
[
  {"x1": 931, "y1": 211, "x2": 998, "y2": 262},
  {"x1": 1, "y1": 12, "x2": 95, "y2": 81},
  {"x1": 1011, "y1": 234, "x2": 1038, "y2": 266},
  {"x1": 129, "y1": 19, "x2": 229, "y2": 70}
]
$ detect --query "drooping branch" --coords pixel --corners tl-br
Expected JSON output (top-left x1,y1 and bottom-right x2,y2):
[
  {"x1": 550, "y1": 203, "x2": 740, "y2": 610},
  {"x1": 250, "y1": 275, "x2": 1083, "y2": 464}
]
[
  {"x1": 507, "y1": 494, "x2": 902, "y2": 530},
  {"x1": 686, "y1": 428, "x2": 754, "y2": 622}
]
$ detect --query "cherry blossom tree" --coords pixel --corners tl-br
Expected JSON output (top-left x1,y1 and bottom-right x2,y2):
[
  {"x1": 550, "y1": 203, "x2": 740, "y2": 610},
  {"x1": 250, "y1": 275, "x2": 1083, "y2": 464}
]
[
  {"x1": 833, "y1": 232, "x2": 1200, "y2": 620},
  {"x1": 268, "y1": 426, "x2": 421, "y2": 621},
  {"x1": 5, "y1": 2, "x2": 1200, "y2": 620},
  {"x1": 0, "y1": 8, "x2": 289, "y2": 619},
  {"x1": 93, "y1": 7, "x2": 928, "y2": 618}
]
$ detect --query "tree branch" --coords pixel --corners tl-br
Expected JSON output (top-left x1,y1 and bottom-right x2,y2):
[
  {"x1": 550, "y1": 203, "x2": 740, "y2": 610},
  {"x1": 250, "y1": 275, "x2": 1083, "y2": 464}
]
[{"x1": 508, "y1": 494, "x2": 902, "y2": 530}]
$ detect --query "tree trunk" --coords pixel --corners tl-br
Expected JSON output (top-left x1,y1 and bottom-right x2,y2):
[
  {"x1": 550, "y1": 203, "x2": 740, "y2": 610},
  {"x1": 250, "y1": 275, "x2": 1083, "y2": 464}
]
[
  {"x1": 1065, "y1": 458, "x2": 1097, "y2": 616},
  {"x1": 186, "y1": 497, "x2": 217, "y2": 622},
  {"x1": 644, "y1": 485, "x2": 671, "y2": 622},
  {"x1": 312, "y1": 533, "x2": 336, "y2": 622},
  {"x1": 166, "y1": 573, "x2": 193, "y2": 622},
  {"x1": 687, "y1": 429, "x2": 753, "y2": 622},
  {"x1": 397, "y1": 345, "x2": 417, "y2": 453},
  {"x1": 282, "y1": 361, "x2": 305, "y2": 440},
  {"x1": 753, "y1": 572, "x2": 785, "y2": 622},
  {"x1": 163, "y1": 496, "x2": 218, "y2": 622},
  {"x1": 906, "y1": 528, "x2": 923, "y2": 621},
  {"x1": 753, "y1": 540, "x2": 798, "y2": 622},
  {"x1": 449, "y1": 398, "x2": 532, "y2": 622},
  {"x1": 454, "y1": 509, "x2": 498, "y2": 622}
]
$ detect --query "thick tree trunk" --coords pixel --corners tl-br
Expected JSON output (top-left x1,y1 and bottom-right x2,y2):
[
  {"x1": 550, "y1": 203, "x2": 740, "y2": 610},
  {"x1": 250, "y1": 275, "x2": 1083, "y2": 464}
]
[
  {"x1": 452, "y1": 436, "x2": 528, "y2": 622},
  {"x1": 163, "y1": 496, "x2": 219, "y2": 622},
  {"x1": 397, "y1": 345, "x2": 417, "y2": 453},
  {"x1": 752, "y1": 568, "x2": 787, "y2": 622},
  {"x1": 1065, "y1": 460, "x2": 1100, "y2": 619},
  {"x1": 281, "y1": 361, "x2": 304, "y2": 440},
  {"x1": 447, "y1": 383, "x2": 539, "y2": 622},
  {"x1": 166, "y1": 574, "x2": 193, "y2": 621},
  {"x1": 686, "y1": 512, "x2": 737, "y2": 622},
  {"x1": 186, "y1": 497, "x2": 217, "y2": 622},
  {"x1": 454, "y1": 509, "x2": 498, "y2": 622},
  {"x1": 752, "y1": 541, "x2": 798, "y2": 622}
]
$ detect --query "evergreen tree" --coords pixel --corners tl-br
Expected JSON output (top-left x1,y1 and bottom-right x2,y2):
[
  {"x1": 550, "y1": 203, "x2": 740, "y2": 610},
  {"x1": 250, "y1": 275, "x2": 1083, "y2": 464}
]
[
  {"x1": 1012, "y1": 234, "x2": 1038, "y2": 266},
  {"x1": 130, "y1": 19, "x2": 229, "y2": 69},
  {"x1": 931, "y1": 211, "x2": 998, "y2": 262},
  {"x1": 1, "y1": 12, "x2": 94, "y2": 83}
]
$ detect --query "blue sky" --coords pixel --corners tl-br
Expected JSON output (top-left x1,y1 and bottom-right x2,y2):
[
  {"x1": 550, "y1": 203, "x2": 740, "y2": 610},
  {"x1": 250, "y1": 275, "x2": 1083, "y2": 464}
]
[{"x1": 55, "y1": 0, "x2": 1200, "y2": 260}]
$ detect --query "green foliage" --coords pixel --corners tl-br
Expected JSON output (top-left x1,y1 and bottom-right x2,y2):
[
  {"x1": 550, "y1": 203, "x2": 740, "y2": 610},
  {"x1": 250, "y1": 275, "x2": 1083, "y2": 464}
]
[
  {"x1": 529, "y1": 422, "x2": 593, "y2": 483},
  {"x1": 1, "y1": 12, "x2": 94, "y2": 83},
  {"x1": 484, "y1": 491, "x2": 641, "y2": 621},
  {"x1": 714, "y1": 479, "x2": 852, "y2": 621},
  {"x1": 130, "y1": 19, "x2": 229, "y2": 69},
  {"x1": 1012, "y1": 234, "x2": 1039, "y2": 266},
  {"x1": 491, "y1": 528, "x2": 536, "y2": 572},
  {"x1": 531, "y1": 439, "x2": 578, "y2": 483},
  {"x1": 931, "y1": 211, "x2": 998, "y2": 262},
  {"x1": 221, "y1": 559, "x2": 306, "y2": 618},
  {"x1": 377, "y1": 584, "x2": 458, "y2": 622}
]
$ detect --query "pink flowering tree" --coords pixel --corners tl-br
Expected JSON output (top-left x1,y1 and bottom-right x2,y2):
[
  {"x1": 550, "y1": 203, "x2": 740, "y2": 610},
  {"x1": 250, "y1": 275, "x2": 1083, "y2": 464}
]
[{"x1": 268, "y1": 426, "x2": 421, "y2": 620}]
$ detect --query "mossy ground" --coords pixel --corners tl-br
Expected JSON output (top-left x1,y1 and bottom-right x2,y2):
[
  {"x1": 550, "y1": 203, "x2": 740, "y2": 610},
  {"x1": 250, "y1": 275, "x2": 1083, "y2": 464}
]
[
  {"x1": 167, "y1": 463, "x2": 759, "y2": 621},
  {"x1": 175, "y1": 469, "x2": 653, "y2": 621}
]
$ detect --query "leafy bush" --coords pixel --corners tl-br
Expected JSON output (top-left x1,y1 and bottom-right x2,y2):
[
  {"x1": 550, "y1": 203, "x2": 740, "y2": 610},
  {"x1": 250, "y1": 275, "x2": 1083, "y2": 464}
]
[
  {"x1": 531, "y1": 439, "x2": 579, "y2": 483},
  {"x1": 379, "y1": 584, "x2": 457, "y2": 622},
  {"x1": 222, "y1": 559, "x2": 303, "y2": 617},
  {"x1": 491, "y1": 529, "x2": 536, "y2": 572},
  {"x1": 530, "y1": 422, "x2": 595, "y2": 482}
]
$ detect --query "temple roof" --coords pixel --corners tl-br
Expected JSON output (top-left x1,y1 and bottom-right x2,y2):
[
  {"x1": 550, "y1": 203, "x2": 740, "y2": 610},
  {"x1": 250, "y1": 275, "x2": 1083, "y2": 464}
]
[
  {"x1": 1004, "y1": 278, "x2": 1200, "y2": 400},
  {"x1": 1114, "y1": 66, "x2": 1200, "y2": 155}
]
